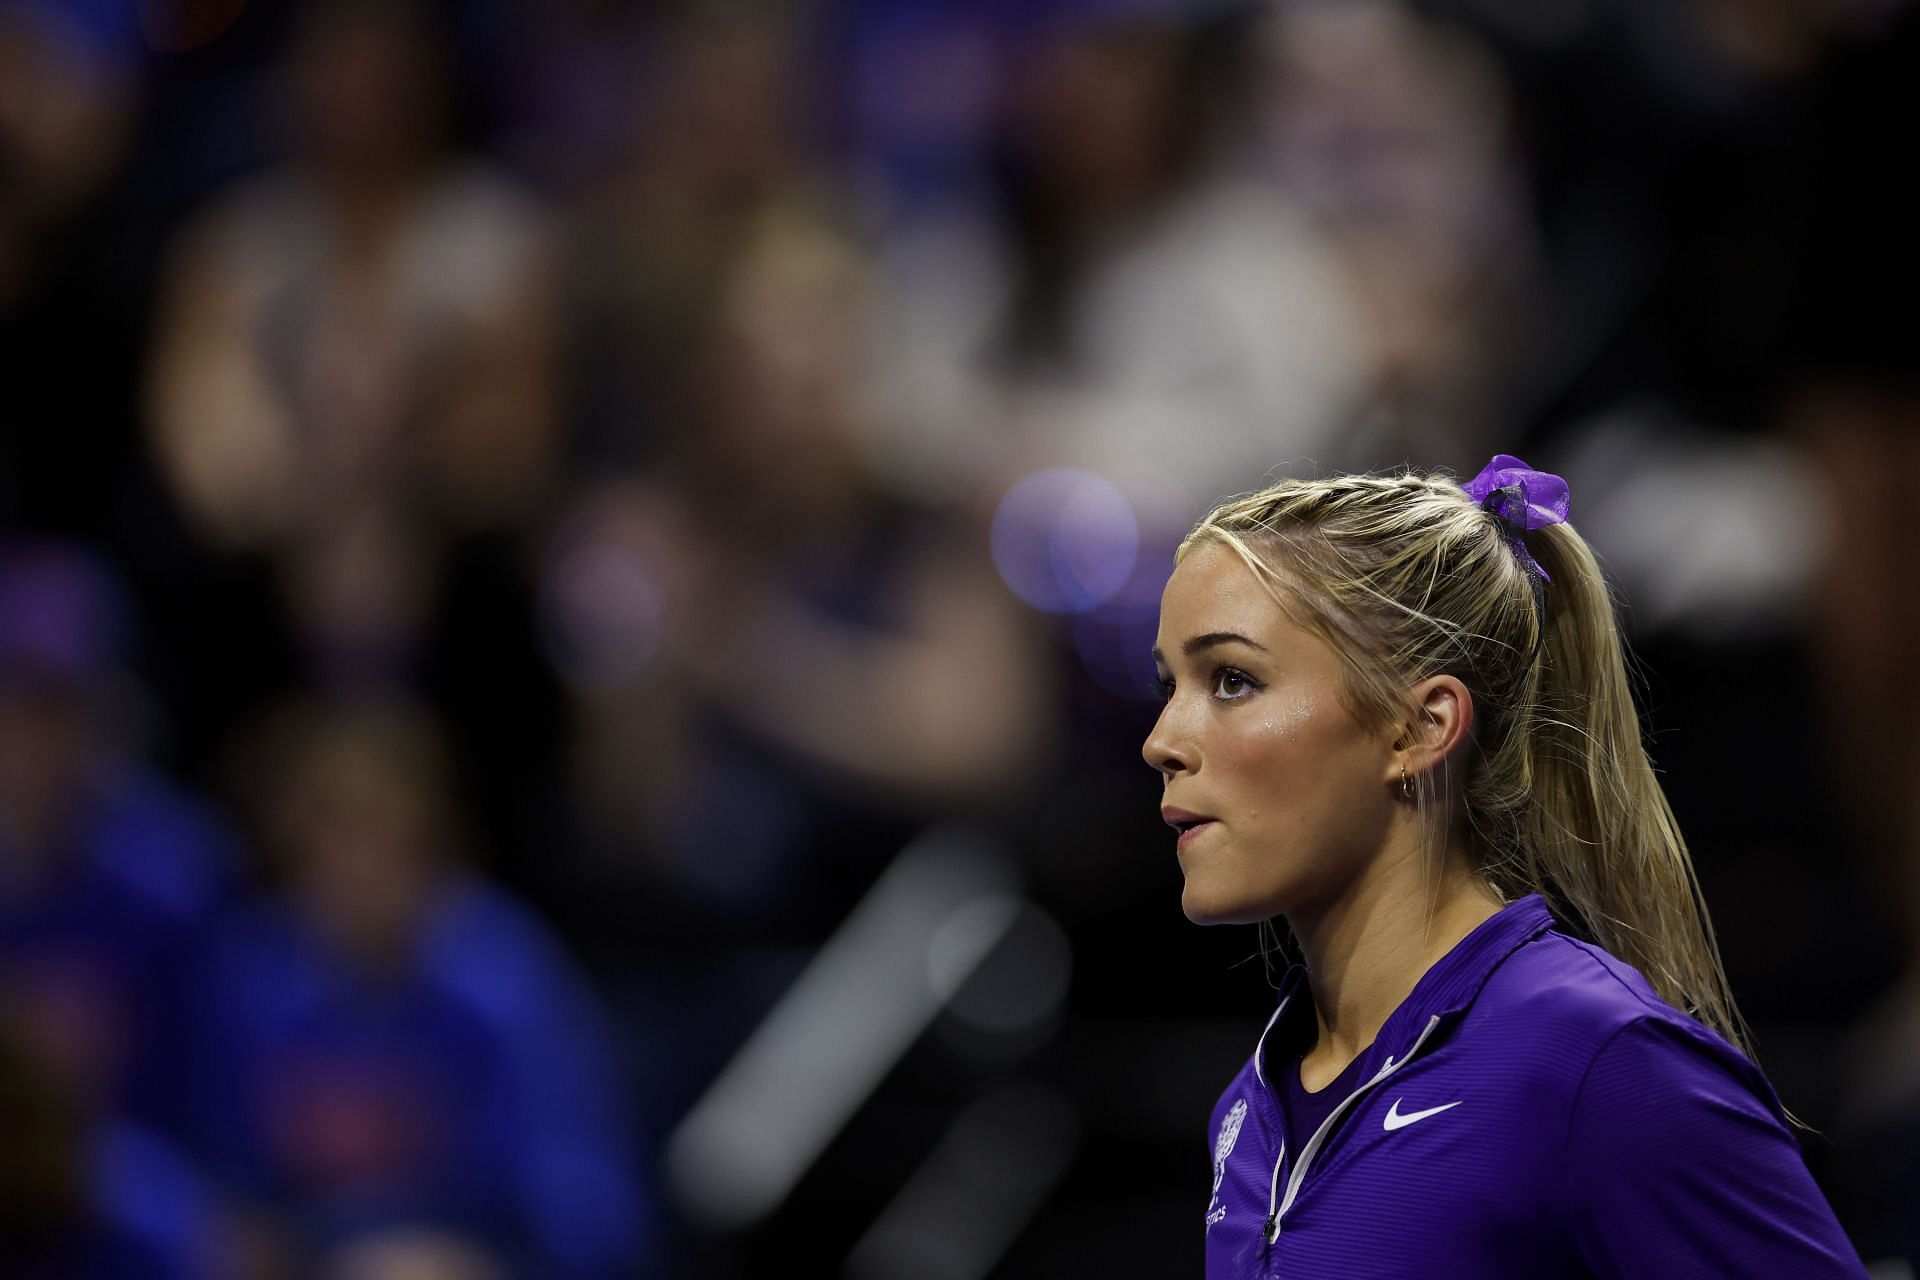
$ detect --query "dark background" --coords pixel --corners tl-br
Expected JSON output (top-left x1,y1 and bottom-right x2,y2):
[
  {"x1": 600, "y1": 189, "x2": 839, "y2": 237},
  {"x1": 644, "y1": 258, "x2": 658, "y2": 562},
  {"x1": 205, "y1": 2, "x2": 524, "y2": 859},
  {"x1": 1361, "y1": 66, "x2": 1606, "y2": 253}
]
[{"x1": 2, "y1": 0, "x2": 1917, "y2": 1276}]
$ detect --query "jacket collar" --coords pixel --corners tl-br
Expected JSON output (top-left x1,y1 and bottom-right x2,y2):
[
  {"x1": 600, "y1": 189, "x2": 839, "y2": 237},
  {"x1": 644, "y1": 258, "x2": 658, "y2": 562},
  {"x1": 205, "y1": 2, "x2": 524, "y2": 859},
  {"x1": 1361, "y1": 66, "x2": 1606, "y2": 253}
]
[{"x1": 1256, "y1": 893, "x2": 1557, "y2": 1086}]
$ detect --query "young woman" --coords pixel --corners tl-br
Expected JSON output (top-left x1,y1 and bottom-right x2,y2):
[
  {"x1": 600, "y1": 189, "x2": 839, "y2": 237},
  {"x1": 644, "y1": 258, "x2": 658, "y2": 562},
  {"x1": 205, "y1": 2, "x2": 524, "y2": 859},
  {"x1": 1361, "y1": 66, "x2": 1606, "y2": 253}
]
[{"x1": 1145, "y1": 458, "x2": 1870, "y2": 1278}]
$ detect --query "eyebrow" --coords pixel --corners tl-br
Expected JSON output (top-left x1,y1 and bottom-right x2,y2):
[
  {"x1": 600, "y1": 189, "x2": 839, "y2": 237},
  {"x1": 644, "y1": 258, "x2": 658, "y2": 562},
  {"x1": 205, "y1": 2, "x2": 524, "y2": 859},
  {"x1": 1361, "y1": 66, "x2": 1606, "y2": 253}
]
[{"x1": 1152, "y1": 631, "x2": 1271, "y2": 665}]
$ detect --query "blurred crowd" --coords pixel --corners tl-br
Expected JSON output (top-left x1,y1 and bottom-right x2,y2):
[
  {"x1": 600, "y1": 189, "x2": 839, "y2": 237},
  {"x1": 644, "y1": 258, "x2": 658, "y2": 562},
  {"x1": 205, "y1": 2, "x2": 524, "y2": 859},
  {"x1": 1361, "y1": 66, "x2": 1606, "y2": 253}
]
[{"x1": 1, "y1": 0, "x2": 1917, "y2": 1275}]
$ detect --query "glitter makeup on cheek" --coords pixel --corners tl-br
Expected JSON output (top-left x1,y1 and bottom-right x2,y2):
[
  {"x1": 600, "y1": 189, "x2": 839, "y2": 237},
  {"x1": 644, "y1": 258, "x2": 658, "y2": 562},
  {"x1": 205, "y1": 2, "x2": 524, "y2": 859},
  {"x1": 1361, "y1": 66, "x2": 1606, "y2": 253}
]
[{"x1": 1261, "y1": 687, "x2": 1319, "y2": 743}]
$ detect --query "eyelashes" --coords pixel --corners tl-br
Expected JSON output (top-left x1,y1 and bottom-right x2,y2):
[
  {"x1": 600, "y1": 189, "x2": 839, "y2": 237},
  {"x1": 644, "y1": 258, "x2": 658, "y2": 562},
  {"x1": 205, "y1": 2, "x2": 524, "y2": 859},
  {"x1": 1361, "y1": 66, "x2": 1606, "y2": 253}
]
[
  {"x1": 1214, "y1": 667, "x2": 1257, "y2": 700},
  {"x1": 1155, "y1": 666, "x2": 1264, "y2": 703}
]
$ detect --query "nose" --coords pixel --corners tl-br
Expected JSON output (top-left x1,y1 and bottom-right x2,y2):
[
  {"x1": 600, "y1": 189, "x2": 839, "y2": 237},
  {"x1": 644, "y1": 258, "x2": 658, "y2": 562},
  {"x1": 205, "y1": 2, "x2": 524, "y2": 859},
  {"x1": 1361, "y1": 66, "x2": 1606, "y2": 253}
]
[{"x1": 1142, "y1": 702, "x2": 1191, "y2": 779}]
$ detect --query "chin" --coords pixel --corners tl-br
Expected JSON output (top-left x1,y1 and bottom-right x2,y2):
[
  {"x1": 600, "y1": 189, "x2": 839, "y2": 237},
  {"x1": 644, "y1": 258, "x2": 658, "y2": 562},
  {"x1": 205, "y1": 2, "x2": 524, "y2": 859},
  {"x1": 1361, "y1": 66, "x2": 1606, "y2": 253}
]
[
  {"x1": 1180, "y1": 882, "x2": 1270, "y2": 927},
  {"x1": 1181, "y1": 859, "x2": 1301, "y2": 925}
]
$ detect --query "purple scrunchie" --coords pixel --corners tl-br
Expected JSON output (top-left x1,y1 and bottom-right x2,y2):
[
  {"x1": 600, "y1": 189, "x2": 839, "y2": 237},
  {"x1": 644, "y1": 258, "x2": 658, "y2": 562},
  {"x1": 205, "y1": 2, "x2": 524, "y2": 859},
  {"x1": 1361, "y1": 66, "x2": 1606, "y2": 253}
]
[{"x1": 1460, "y1": 454, "x2": 1570, "y2": 582}]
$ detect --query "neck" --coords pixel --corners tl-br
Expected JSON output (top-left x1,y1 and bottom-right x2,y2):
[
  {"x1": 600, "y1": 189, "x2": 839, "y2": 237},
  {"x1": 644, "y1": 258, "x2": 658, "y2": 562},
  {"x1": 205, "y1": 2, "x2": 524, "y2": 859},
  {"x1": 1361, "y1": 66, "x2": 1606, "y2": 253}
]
[{"x1": 1289, "y1": 835, "x2": 1503, "y2": 1076}]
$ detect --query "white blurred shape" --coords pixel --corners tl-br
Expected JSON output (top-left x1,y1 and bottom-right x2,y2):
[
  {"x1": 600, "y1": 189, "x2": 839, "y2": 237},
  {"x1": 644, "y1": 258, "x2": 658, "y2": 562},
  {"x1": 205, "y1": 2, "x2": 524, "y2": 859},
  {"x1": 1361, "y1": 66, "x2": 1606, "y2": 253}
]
[
  {"x1": 933, "y1": 897, "x2": 1071, "y2": 1040},
  {"x1": 1556, "y1": 410, "x2": 1830, "y2": 641},
  {"x1": 926, "y1": 893, "x2": 1022, "y2": 1003},
  {"x1": 861, "y1": 182, "x2": 1372, "y2": 512},
  {"x1": 666, "y1": 828, "x2": 1019, "y2": 1231}
]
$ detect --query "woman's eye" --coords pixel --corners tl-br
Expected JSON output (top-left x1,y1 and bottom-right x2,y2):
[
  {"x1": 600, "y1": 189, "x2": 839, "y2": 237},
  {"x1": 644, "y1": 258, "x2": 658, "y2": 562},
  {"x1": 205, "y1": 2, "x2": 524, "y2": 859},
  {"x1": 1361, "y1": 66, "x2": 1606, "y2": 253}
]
[
  {"x1": 1155, "y1": 676, "x2": 1175, "y2": 702},
  {"x1": 1212, "y1": 668, "x2": 1258, "y2": 700}
]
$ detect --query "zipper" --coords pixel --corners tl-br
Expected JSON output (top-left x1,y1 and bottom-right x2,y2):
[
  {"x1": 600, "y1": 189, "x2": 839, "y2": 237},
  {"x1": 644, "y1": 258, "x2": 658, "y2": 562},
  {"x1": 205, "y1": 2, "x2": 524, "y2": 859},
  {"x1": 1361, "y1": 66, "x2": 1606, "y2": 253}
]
[
  {"x1": 1263, "y1": 1013, "x2": 1445, "y2": 1245},
  {"x1": 1260, "y1": 1138, "x2": 1286, "y2": 1242}
]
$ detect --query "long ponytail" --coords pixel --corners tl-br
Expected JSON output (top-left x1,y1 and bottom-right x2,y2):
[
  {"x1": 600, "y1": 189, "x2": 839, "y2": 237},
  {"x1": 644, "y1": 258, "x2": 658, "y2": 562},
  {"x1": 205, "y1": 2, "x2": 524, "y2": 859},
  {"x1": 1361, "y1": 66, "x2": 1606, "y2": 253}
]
[{"x1": 1510, "y1": 522, "x2": 1749, "y2": 1060}]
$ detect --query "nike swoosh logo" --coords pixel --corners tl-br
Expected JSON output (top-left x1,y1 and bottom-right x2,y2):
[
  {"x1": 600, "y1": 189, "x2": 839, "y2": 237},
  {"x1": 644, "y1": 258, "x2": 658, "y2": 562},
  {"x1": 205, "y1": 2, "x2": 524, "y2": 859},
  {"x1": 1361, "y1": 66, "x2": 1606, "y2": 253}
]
[{"x1": 1383, "y1": 1098, "x2": 1463, "y2": 1131}]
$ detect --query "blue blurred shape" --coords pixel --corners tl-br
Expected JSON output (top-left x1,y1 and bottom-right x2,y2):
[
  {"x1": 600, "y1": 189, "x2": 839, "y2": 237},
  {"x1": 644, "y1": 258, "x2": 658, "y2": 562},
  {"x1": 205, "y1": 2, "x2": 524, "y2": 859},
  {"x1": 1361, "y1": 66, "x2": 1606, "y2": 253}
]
[
  {"x1": 184, "y1": 877, "x2": 650, "y2": 1278},
  {"x1": 989, "y1": 467, "x2": 1139, "y2": 614},
  {"x1": 0, "y1": 538, "x2": 132, "y2": 687},
  {"x1": 1070, "y1": 538, "x2": 1177, "y2": 700},
  {"x1": 91, "y1": 1120, "x2": 236, "y2": 1280},
  {"x1": 0, "y1": 0, "x2": 142, "y2": 74}
]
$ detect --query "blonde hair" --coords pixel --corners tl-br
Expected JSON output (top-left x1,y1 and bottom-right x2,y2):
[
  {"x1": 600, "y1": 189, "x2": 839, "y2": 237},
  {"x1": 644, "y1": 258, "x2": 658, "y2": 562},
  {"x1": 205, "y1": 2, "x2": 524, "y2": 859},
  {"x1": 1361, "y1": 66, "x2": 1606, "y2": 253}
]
[{"x1": 1182, "y1": 468, "x2": 1755, "y2": 1066}]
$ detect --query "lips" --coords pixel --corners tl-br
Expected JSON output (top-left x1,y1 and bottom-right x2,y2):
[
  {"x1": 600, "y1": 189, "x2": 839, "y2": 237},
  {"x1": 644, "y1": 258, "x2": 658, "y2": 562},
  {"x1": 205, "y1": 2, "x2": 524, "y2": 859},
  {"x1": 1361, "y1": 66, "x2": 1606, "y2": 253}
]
[{"x1": 1162, "y1": 806, "x2": 1219, "y2": 850}]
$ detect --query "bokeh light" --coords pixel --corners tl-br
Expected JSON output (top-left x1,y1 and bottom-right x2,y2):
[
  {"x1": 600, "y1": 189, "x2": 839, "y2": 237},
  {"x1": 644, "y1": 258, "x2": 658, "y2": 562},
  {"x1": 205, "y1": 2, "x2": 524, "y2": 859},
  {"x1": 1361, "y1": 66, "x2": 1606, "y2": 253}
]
[{"x1": 989, "y1": 466, "x2": 1140, "y2": 614}]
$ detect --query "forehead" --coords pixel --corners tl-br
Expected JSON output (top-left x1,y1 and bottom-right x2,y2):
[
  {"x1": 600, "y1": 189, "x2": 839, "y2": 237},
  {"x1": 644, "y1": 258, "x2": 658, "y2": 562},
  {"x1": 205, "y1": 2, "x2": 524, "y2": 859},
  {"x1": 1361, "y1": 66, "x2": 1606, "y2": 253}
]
[{"x1": 1156, "y1": 541, "x2": 1295, "y2": 642}]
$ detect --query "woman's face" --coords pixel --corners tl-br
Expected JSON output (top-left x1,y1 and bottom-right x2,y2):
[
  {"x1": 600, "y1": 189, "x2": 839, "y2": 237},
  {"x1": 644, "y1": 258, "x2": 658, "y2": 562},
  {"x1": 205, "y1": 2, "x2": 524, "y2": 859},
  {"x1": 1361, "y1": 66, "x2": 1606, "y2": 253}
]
[{"x1": 1143, "y1": 541, "x2": 1397, "y2": 925}]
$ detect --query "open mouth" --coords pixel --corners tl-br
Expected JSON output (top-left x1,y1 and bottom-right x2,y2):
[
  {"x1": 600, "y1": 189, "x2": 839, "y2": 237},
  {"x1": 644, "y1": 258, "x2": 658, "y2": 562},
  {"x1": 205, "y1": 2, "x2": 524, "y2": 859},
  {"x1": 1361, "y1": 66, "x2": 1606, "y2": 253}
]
[
  {"x1": 1167, "y1": 821, "x2": 1213, "y2": 852},
  {"x1": 1163, "y1": 811, "x2": 1219, "y2": 848}
]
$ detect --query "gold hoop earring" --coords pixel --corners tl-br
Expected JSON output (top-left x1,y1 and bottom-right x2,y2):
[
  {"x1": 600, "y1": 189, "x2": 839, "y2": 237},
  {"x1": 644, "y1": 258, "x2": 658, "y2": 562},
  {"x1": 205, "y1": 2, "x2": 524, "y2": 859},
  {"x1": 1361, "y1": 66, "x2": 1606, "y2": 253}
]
[{"x1": 1400, "y1": 765, "x2": 1414, "y2": 801}]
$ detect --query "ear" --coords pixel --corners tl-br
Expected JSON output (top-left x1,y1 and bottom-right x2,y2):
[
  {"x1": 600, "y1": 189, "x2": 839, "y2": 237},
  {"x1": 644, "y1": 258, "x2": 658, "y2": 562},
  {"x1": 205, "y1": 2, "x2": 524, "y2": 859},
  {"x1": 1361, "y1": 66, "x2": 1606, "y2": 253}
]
[{"x1": 1387, "y1": 674, "x2": 1474, "y2": 787}]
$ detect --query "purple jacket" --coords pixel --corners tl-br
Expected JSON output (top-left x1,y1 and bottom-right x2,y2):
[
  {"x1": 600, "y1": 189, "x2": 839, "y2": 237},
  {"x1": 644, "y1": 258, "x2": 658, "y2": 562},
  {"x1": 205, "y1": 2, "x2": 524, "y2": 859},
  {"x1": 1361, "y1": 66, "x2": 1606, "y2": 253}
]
[{"x1": 1204, "y1": 894, "x2": 1869, "y2": 1278}]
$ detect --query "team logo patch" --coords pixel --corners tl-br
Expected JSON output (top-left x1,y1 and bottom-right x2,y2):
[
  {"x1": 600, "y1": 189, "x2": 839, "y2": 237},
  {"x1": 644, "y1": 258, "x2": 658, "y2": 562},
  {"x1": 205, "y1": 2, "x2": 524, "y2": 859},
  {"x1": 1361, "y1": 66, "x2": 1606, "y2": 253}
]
[{"x1": 1206, "y1": 1098, "x2": 1248, "y2": 1232}]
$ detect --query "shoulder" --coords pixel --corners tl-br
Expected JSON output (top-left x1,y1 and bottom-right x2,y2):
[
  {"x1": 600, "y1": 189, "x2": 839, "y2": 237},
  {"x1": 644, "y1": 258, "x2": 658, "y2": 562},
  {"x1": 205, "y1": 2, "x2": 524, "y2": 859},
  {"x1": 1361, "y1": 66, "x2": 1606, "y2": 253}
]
[
  {"x1": 1472, "y1": 927, "x2": 1784, "y2": 1123},
  {"x1": 1458, "y1": 926, "x2": 1781, "y2": 1119},
  {"x1": 1478, "y1": 925, "x2": 1715, "y2": 1043},
  {"x1": 1521, "y1": 943, "x2": 1865, "y2": 1277}
]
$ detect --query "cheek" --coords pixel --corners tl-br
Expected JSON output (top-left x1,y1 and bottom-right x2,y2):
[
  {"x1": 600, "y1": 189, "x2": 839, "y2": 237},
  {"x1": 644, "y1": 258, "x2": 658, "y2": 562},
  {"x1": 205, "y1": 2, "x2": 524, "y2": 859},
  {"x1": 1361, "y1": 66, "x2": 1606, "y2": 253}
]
[
  {"x1": 1226, "y1": 694, "x2": 1317, "y2": 795},
  {"x1": 1230, "y1": 696, "x2": 1382, "y2": 839}
]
